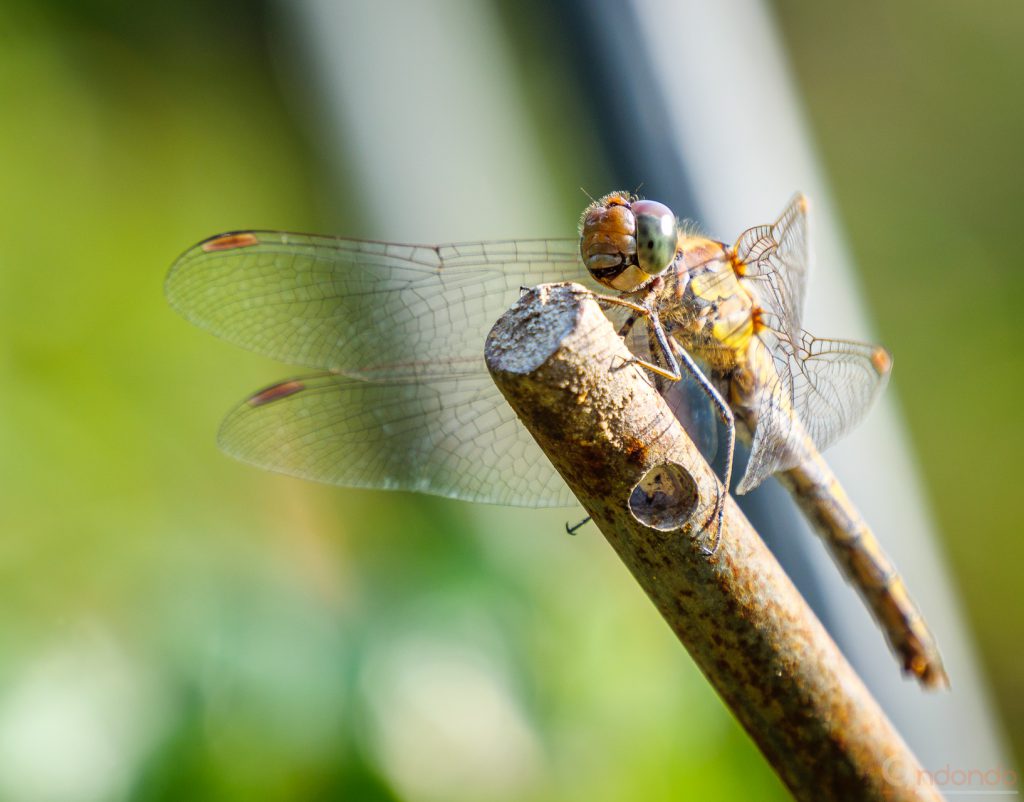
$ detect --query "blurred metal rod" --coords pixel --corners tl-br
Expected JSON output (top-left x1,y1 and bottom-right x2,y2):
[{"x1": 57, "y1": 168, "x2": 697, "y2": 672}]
[{"x1": 486, "y1": 284, "x2": 940, "y2": 802}]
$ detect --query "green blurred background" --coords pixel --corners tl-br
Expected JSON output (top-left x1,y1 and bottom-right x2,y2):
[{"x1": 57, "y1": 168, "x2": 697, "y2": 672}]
[
  {"x1": 0, "y1": 1, "x2": 1019, "y2": 800},
  {"x1": 774, "y1": 0, "x2": 1024, "y2": 752}
]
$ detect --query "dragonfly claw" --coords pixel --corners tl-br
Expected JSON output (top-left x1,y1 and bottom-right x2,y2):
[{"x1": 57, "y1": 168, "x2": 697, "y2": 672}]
[
  {"x1": 700, "y1": 486, "x2": 726, "y2": 555},
  {"x1": 565, "y1": 515, "x2": 591, "y2": 535}
]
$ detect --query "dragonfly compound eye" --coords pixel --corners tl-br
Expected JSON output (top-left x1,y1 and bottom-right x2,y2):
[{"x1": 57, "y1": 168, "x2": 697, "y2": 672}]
[
  {"x1": 580, "y1": 193, "x2": 679, "y2": 293},
  {"x1": 631, "y1": 199, "x2": 678, "y2": 277}
]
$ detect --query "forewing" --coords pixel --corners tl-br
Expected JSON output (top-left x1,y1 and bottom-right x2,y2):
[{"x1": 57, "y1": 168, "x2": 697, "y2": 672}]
[
  {"x1": 733, "y1": 193, "x2": 809, "y2": 341},
  {"x1": 217, "y1": 368, "x2": 577, "y2": 508},
  {"x1": 166, "y1": 232, "x2": 587, "y2": 374},
  {"x1": 737, "y1": 330, "x2": 891, "y2": 492}
]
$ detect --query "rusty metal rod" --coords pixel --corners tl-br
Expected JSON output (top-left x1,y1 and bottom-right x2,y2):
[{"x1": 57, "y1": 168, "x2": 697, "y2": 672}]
[{"x1": 485, "y1": 283, "x2": 942, "y2": 802}]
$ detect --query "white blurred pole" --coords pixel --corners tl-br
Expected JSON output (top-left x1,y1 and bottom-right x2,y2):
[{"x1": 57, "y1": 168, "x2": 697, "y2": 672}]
[
  {"x1": 627, "y1": 0, "x2": 1006, "y2": 771},
  {"x1": 279, "y1": 0, "x2": 559, "y2": 243}
]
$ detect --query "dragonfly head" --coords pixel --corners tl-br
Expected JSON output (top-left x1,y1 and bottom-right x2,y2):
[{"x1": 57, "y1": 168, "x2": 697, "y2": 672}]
[{"x1": 579, "y1": 192, "x2": 679, "y2": 293}]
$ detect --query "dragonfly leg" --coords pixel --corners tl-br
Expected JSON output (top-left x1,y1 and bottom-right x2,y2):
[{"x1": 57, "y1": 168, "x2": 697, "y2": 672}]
[
  {"x1": 566, "y1": 515, "x2": 591, "y2": 535},
  {"x1": 592, "y1": 292, "x2": 651, "y2": 319},
  {"x1": 664, "y1": 342, "x2": 735, "y2": 553},
  {"x1": 609, "y1": 310, "x2": 643, "y2": 376},
  {"x1": 594, "y1": 293, "x2": 683, "y2": 381},
  {"x1": 616, "y1": 310, "x2": 641, "y2": 340}
]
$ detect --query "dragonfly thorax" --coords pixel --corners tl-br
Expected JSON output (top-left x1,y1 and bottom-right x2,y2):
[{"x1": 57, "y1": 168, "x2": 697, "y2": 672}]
[{"x1": 579, "y1": 192, "x2": 679, "y2": 293}]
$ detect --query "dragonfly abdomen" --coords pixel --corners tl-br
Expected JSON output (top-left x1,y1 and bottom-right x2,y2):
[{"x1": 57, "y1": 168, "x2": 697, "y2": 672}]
[{"x1": 776, "y1": 450, "x2": 949, "y2": 689}]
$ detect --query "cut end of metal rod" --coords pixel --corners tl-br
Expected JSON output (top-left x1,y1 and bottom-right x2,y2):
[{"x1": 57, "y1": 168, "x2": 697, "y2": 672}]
[{"x1": 485, "y1": 283, "x2": 591, "y2": 375}]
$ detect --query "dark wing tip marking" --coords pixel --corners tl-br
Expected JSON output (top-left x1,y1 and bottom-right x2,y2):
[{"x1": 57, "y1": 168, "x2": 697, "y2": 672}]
[
  {"x1": 248, "y1": 380, "x2": 306, "y2": 406},
  {"x1": 201, "y1": 232, "x2": 261, "y2": 252}
]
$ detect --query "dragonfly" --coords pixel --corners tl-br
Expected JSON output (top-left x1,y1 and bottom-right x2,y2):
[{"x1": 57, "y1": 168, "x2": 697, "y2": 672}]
[{"x1": 166, "y1": 192, "x2": 947, "y2": 689}]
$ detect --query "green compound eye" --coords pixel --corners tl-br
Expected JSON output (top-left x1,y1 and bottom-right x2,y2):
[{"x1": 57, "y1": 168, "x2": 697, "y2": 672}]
[{"x1": 632, "y1": 199, "x2": 678, "y2": 276}]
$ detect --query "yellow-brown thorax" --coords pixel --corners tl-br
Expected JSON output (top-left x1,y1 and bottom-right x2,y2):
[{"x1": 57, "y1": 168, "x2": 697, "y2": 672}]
[
  {"x1": 664, "y1": 236, "x2": 757, "y2": 374},
  {"x1": 579, "y1": 192, "x2": 759, "y2": 376}
]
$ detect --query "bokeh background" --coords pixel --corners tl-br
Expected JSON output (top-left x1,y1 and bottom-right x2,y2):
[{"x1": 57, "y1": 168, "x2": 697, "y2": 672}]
[{"x1": 1, "y1": 0, "x2": 1020, "y2": 800}]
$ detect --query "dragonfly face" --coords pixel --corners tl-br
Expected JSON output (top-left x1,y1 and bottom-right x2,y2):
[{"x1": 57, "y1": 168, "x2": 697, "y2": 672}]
[{"x1": 579, "y1": 192, "x2": 679, "y2": 292}]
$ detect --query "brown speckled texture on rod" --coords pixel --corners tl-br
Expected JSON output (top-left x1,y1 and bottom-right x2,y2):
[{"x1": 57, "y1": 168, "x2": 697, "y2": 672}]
[{"x1": 485, "y1": 283, "x2": 942, "y2": 802}]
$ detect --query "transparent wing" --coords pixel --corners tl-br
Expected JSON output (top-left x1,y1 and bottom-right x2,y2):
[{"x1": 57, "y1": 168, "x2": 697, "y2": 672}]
[
  {"x1": 737, "y1": 330, "x2": 892, "y2": 493},
  {"x1": 733, "y1": 193, "x2": 809, "y2": 341},
  {"x1": 166, "y1": 231, "x2": 588, "y2": 375},
  {"x1": 783, "y1": 331, "x2": 892, "y2": 453},
  {"x1": 218, "y1": 367, "x2": 577, "y2": 507}
]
